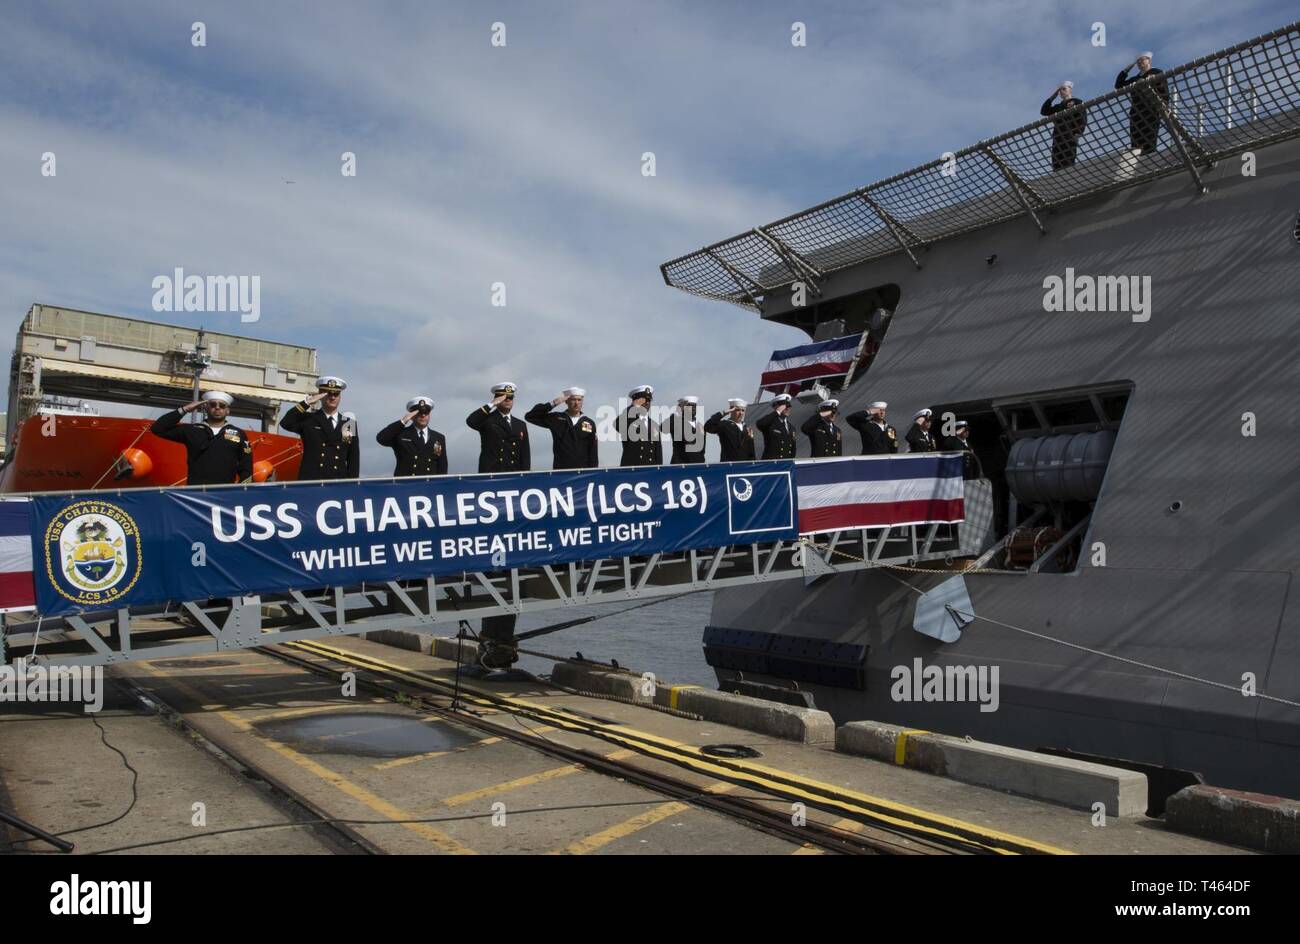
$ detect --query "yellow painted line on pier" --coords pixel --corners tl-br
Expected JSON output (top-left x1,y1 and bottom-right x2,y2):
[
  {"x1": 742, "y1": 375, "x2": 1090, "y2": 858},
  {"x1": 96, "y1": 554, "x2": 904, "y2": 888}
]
[
  {"x1": 554, "y1": 781, "x2": 737, "y2": 855},
  {"x1": 668, "y1": 684, "x2": 699, "y2": 711},
  {"x1": 136, "y1": 661, "x2": 475, "y2": 854},
  {"x1": 440, "y1": 748, "x2": 638, "y2": 808},
  {"x1": 288, "y1": 640, "x2": 1074, "y2": 855},
  {"x1": 559, "y1": 801, "x2": 690, "y2": 854},
  {"x1": 895, "y1": 729, "x2": 930, "y2": 766}
]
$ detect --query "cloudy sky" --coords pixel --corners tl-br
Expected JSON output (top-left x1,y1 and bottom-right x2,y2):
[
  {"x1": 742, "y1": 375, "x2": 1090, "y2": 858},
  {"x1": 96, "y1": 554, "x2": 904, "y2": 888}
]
[{"x1": 1, "y1": 0, "x2": 1291, "y2": 473}]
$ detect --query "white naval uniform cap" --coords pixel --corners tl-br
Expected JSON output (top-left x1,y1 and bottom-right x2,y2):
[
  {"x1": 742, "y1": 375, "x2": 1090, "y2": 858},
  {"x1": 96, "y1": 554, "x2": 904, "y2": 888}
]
[
  {"x1": 955, "y1": 420, "x2": 970, "y2": 430},
  {"x1": 629, "y1": 384, "x2": 654, "y2": 399},
  {"x1": 727, "y1": 398, "x2": 747, "y2": 410},
  {"x1": 772, "y1": 394, "x2": 793, "y2": 405},
  {"x1": 868, "y1": 401, "x2": 888, "y2": 410},
  {"x1": 914, "y1": 408, "x2": 933, "y2": 420},
  {"x1": 678, "y1": 395, "x2": 699, "y2": 406},
  {"x1": 200, "y1": 390, "x2": 234, "y2": 406},
  {"x1": 491, "y1": 381, "x2": 517, "y2": 396},
  {"x1": 819, "y1": 399, "x2": 840, "y2": 411},
  {"x1": 563, "y1": 387, "x2": 586, "y2": 398},
  {"x1": 316, "y1": 375, "x2": 347, "y2": 392},
  {"x1": 406, "y1": 396, "x2": 434, "y2": 411}
]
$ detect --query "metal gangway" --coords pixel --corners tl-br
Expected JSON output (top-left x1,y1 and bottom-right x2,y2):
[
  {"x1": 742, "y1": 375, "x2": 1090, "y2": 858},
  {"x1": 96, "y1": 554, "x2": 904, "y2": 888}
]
[
  {"x1": 1, "y1": 516, "x2": 963, "y2": 669},
  {"x1": 661, "y1": 21, "x2": 1300, "y2": 308}
]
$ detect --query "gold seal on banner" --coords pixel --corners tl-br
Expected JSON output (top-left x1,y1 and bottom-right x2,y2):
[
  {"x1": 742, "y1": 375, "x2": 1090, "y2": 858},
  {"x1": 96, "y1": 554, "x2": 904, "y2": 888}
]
[{"x1": 43, "y1": 500, "x2": 144, "y2": 607}]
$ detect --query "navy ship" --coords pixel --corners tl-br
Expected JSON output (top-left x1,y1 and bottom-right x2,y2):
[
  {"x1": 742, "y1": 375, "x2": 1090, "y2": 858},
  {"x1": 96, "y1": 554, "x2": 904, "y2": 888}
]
[{"x1": 661, "y1": 23, "x2": 1300, "y2": 799}]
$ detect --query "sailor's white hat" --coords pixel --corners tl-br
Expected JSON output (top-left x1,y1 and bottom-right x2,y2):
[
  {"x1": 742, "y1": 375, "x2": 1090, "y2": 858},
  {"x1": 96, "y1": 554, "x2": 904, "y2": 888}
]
[
  {"x1": 678, "y1": 395, "x2": 699, "y2": 406},
  {"x1": 727, "y1": 398, "x2": 747, "y2": 410},
  {"x1": 316, "y1": 375, "x2": 347, "y2": 392},
  {"x1": 406, "y1": 396, "x2": 434, "y2": 411},
  {"x1": 869, "y1": 401, "x2": 888, "y2": 410},
  {"x1": 491, "y1": 381, "x2": 517, "y2": 396},
  {"x1": 1138, "y1": 50, "x2": 1153, "y2": 60},
  {"x1": 954, "y1": 419, "x2": 970, "y2": 430},
  {"x1": 820, "y1": 398, "x2": 840, "y2": 411},
  {"x1": 629, "y1": 384, "x2": 654, "y2": 399},
  {"x1": 563, "y1": 386, "x2": 586, "y2": 398},
  {"x1": 772, "y1": 393, "x2": 794, "y2": 405},
  {"x1": 200, "y1": 390, "x2": 233, "y2": 406},
  {"x1": 914, "y1": 408, "x2": 933, "y2": 420}
]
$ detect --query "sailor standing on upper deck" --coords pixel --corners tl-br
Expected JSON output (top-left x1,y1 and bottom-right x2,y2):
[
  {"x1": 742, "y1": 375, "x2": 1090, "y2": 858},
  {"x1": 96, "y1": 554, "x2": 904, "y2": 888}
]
[
  {"x1": 525, "y1": 387, "x2": 599, "y2": 469},
  {"x1": 1039, "y1": 80, "x2": 1088, "y2": 170},
  {"x1": 704, "y1": 398, "x2": 757, "y2": 462},
  {"x1": 376, "y1": 396, "x2": 447, "y2": 477},
  {"x1": 618, "y1": 384, "x2": 663, "y2": 467},
  {"x1": 150, "y1": 391, "x2": 253, "y2": 485},
  {"x1": 668, "y1": 395, "x2": 706, "y2": 464},
  {"x1": 467, "y1": 382, "x2": 531, "y2": 473},
  {"x1": 755, "y1": 393, "x2": 797, "y2": 460},
  {"x1": 905, "y1": 408, "x2": 937, "y2": 452},
  {"x1": 847, "y1": 401, "x2": 899, "y2": 455},
  {"x1": 1115, "y1": 52, "x2": 1168, "y2": 154},
  {"x1": 801, "y1": 399, "x2": 844, "y2": 458},
  {"x1": 280, "y1": 376, "x2": 360, "y2": 480}
]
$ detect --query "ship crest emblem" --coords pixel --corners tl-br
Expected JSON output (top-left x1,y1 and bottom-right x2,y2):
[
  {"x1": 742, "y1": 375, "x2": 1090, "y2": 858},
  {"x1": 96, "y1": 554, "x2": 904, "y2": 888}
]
[{"x1": 44, "y1": 501, "x2": 143, "y2": 607}]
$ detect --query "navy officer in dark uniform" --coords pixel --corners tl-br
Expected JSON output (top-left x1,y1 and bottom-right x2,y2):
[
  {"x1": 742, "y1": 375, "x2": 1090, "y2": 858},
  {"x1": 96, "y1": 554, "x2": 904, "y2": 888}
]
[
  {"x1": 847, "y1": 400, "x2": 899, "y2": 455},
  {"x1": 704, "y1": 398, "x2": 757, "y2": 462},
  {"x1": 755, "y1": 393, "x2": 797, "y2": 459},
  {"x1": 668, "y1": 395, "x2": 705, "y2": 464},
  {"x1": 150, "y1": 390, "x2": 253, "y2": 485},
  {"x1": 618, "y1": 384, "x2": 663, "y2": 467},
  {"x1": 376, "y1": 395, "x2": 447, "y2": 477},
  {"x1": 905, "y1": 408, "x2": 937, "y2": 452},
  {"x1": 280, "y1": 376, "x2": 360, "y2": 480},
  {"x1": 466, "y1": 381, "x2": 530, "y2": 472},
  {"x1": 801, "y1": 398, "x2": 844, "y2": 458},
  {"x1": 525, "y1": 386, "x2": 599, "y2": 469},
  {"x1": 940, "y1": 419, "x2": 984, "y2": 479}
]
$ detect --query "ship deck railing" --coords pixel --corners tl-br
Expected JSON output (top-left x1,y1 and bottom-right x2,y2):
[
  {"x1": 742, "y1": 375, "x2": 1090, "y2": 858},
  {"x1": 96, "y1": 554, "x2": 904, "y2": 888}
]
[{"x1": 660, "y1": 21, "x2": 1300, "y2": 309}]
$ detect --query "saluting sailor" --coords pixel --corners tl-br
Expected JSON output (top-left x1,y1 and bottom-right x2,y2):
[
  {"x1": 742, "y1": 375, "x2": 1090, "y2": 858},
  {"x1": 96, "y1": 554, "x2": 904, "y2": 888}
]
[
  {"x1": 280, "y1": 375, "x2": 360, "y2": 480},
  {"x1": 618, "y1": 384, "x2": 663, "y2": 467},
  {"x1": 150, "y1": 390, "x2": 253, "y2": 485},
  {"x1": 905, "y1": 408, "x2": 937, "y2": 452},
  {"x1": 755, "y1": 393, "x2": 797, "y2": 459},
  {"x1": 466, "y1": 381, "x2": 531, "y2": 473},
  {"x1": 376, "y1": 396, "x2": 448, "y2": 477},
  {"x1": 704, "y1": 398, "x2": 757, "y2": 462},
  {"x1": 801, "y1": 398, "x2": 844, "y2": 458},
  {"x1": 940, "y1": 419, "x2": 984, "y2": 479},
  {"x1": 847, "y1": 401, "x2": 899, "y2": 455},
  {"x1": 668, "y1": 395, "x2": 706, "y2": 464},
  {"x1": 524, "y1": 386, "x2": 599, "y2": 469}
]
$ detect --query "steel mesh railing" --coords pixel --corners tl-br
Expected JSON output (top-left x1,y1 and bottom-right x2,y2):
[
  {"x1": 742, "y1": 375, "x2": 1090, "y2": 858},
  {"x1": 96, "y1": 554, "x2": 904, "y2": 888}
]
[{"x1": 661, "y1": 22, "x2": 1300, "y2": 310}]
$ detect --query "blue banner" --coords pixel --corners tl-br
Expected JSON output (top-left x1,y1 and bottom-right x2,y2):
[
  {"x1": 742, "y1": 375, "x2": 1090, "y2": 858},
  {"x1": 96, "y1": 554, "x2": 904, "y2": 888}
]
[{"x1": 29, "y1": 463, "x2": 796, "y2": 616}]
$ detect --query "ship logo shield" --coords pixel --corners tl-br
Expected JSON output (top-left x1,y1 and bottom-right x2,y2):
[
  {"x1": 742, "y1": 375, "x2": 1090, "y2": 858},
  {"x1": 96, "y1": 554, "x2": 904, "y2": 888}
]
[{"x1": 43, "y1": 500, "x2": 144, "y2": 607}]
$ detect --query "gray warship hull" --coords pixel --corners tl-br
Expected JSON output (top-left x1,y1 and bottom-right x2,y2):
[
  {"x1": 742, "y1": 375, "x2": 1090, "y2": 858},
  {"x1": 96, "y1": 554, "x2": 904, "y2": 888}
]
[
  {"x1": 709, "y1": 143, "x2": 1300, "y2": 797},
  {"x1": 660, "y1": 24, "x2": 1300, "y2": 798}
]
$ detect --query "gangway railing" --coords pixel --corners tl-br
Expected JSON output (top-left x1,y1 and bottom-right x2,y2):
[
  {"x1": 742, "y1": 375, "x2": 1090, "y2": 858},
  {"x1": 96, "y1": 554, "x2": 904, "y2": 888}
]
[
  {"x1": 660, "y1": 21, "x2": 1300, "y2": 309},
  {"x1": 0, "y1": 521, "x2": 960, "y2": 669},
  {"x1": 0, "y1": 455, "x2": 968, "y2": 668}
]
